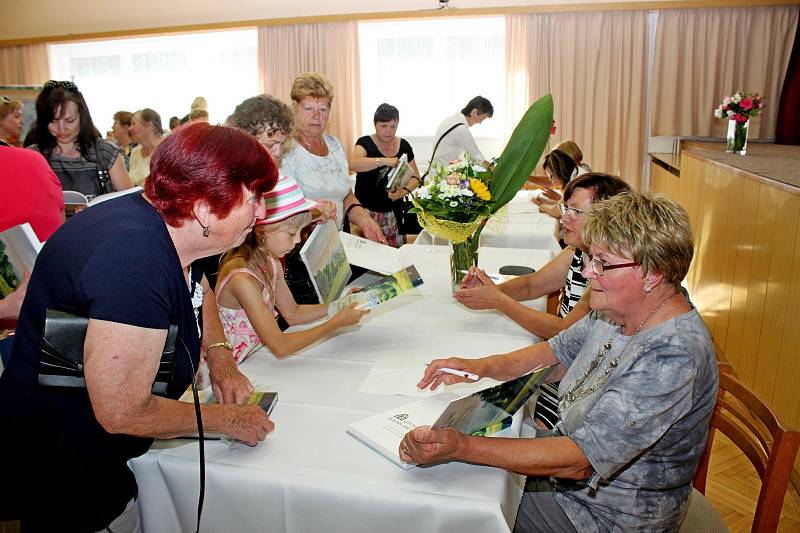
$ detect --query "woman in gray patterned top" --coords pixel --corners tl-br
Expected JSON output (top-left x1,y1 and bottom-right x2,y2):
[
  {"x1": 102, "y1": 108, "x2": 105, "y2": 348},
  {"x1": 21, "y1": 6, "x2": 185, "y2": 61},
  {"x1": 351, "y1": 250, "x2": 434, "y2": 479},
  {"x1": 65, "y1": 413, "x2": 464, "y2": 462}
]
[
  {"x1": 404, "y1": 192, "x2": 718, "y2": 532},
  {"x1": 30, "y1": 81, "x2": 132, "y2": 198}
]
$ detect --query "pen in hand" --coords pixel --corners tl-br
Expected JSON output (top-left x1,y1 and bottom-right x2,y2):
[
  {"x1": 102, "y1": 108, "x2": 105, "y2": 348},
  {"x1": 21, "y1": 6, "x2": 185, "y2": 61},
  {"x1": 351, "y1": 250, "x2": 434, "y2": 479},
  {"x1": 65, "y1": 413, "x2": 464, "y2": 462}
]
[{"x1": 425, "y1": 364, "x2": 480, "y2": 381}]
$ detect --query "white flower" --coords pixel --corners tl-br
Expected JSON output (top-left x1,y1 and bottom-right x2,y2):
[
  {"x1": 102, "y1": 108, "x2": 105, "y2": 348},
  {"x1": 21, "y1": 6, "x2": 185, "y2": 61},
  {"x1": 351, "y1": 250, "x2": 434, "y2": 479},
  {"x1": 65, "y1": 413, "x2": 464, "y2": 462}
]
[
  {"x1": 416, "y1": 186, "x2": 431, "y2": 200},
  {"x1": 727, "y1": 110, "x2": 734, "y2": 118},
  {"x1": 460, "y1": 188, "x2": 474, "y2": 197},
  {"x1": 471, "y1": 164, "x2": 486, "y2": 173},
  {"x1": 714, "y1": 108, "x2": 723, "y2": 118},
  {"x1": 732, "y1": 93, "x2": 741, "y2": 103},
  {"x1": 449, "y1": 201, "x2": 459, "y2": 208}
]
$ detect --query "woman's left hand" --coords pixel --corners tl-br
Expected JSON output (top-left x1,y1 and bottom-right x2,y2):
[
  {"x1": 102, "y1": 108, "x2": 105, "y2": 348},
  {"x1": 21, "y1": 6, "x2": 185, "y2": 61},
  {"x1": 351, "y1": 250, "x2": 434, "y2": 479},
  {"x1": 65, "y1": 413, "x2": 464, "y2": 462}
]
[
  {"x1": 399, "y1": 426, "x2": 464, "y2": 464},
  {"x1": 361, "y1": 216, "x2": 387, "y2": 244},
  {"x1": 387, "y1": 187, "x2": 407, "y2": 201},
  {"x1": 207, "y1": 352, "x2": 255, "y2": 404}
]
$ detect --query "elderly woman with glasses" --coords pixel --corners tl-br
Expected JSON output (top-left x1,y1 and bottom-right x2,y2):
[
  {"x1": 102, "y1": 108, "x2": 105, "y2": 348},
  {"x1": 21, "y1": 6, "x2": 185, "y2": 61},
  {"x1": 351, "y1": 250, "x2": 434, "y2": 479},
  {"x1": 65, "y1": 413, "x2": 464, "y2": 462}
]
[
  {"x1": 30, "y1": 81, "x2": 132, "y2": 197},
  {"x1": 404, "y1": 191, "x2": 718, "y2": 533}
]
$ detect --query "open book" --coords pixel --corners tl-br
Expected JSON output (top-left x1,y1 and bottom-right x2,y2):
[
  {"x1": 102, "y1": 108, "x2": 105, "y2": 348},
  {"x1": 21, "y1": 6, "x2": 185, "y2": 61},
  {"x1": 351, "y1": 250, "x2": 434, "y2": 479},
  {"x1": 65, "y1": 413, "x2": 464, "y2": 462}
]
[
  {"x1": 176, "y1": 389, "x2": 278, "y2": 439},
  {"x1": 327, "y1": 265, "x2": 423, "y2": 317},
  {"x1": 338, "y1": 231, "x2": 401, "y2": 275},
  {"x1": 299, "y1": 221, "x2": 352, "y2": 303},
  {"x1": 0, "y1": 223, "x2": 43, "y2": 283},
  {"x1": 346, "y1": 364, "x2": 555, "y2": 468},
  {"x1": 385, "y1": 153, "x2": 414, "y2": 193}
]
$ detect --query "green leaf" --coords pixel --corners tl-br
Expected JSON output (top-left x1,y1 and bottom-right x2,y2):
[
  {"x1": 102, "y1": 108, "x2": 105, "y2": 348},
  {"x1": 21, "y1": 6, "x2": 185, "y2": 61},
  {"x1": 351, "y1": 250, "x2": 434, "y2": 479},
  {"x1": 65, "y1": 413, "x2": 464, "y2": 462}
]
[{"x1": 489, "y1": 94, "x2": 554, "y2": 213}]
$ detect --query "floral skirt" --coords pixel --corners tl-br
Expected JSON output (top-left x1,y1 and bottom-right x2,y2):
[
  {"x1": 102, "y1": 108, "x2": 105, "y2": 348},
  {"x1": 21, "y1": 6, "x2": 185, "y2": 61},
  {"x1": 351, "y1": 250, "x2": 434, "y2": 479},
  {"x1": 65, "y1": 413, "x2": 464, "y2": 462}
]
[{"x1": 367, "y1": 209, "x2": 403, "y2": 248}]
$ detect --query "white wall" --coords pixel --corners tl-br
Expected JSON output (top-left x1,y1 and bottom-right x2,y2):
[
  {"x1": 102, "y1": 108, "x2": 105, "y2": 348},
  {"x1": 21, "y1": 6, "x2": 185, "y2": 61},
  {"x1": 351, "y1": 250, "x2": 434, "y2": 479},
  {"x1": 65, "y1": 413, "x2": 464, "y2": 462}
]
[{"x1": 2, "y1": 0, "x2": 656, "y2": 42}]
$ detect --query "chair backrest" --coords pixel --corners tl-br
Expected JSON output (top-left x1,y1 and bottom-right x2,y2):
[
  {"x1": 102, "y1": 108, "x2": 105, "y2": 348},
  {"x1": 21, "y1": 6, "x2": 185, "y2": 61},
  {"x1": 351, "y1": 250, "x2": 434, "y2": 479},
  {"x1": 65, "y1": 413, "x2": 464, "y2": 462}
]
[{"x1": 692, "y1": 371, "x2": 800, "y2": 533}]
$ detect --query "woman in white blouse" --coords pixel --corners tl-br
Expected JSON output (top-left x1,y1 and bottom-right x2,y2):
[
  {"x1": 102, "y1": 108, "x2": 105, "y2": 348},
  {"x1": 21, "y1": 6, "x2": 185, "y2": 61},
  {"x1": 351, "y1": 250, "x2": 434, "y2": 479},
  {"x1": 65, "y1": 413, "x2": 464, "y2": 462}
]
[
  {"x1": 128, "y1": 108, "x2": 164, "y2": 186},
  {"x1": 279, "y1": 73, "x2": 384, "y2": 243}
]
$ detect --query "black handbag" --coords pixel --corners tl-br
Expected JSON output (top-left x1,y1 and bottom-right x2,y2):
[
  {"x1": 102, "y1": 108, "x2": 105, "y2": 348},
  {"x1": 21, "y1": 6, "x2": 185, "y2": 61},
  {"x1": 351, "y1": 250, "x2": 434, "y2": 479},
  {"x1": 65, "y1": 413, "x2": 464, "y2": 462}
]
[{"x1": 38, "y1": 309, "x2": 178, "y2": 395}]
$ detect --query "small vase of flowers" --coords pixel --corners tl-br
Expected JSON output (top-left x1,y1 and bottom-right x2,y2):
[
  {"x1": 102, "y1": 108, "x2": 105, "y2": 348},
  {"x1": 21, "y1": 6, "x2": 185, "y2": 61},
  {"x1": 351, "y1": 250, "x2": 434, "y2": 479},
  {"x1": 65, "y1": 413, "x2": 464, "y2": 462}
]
[{"x1": 714, "y1": 91, "x2": 764, "y2": 155}]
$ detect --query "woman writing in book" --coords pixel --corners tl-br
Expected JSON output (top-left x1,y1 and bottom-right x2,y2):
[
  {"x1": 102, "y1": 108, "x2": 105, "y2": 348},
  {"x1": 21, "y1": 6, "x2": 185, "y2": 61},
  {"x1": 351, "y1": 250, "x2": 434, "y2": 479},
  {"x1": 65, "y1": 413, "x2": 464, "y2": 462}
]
[
  {"x1": 350, "y1": 103, "x2": 421, "y2": 247},
  {"x1": 215, "y1": 175, "x2": 369, "y2": 362},
  {"x1": 402, "y1": 192, "x2": 718, "y2": 533}
]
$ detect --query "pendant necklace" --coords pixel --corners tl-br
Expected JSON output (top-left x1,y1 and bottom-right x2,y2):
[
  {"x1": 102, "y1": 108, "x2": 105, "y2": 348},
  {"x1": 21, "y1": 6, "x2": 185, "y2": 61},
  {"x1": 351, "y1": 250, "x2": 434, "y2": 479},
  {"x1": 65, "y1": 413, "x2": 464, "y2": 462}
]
[{"x1": 558, "y1": 292, "x2": 677, "y2": 412}]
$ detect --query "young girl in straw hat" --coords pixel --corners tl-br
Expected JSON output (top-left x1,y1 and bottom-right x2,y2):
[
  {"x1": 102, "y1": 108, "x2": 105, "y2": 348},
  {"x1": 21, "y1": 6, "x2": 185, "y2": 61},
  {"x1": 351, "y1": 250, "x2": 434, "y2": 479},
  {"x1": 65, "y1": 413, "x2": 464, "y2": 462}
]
[{"x1": 215, "y1": 175, "x2": 368, "y2": 362}]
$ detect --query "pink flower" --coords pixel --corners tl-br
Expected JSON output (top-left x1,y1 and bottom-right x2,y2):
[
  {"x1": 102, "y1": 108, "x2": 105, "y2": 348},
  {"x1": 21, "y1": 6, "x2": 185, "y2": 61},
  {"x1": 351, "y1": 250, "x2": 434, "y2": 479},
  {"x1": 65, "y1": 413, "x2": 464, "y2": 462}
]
[
  {"x1": 721, "y1": 105, "x2": 728, "y2": 111},
  {"x1": 740, "y1": 98, "x2": 753, "y2": 111},
  {"x1": 734, "y1": 113, "x2": 748, "y2": 123},
  {"x1": 447, "y1": 175, "x2": 460, "y2": 185}
]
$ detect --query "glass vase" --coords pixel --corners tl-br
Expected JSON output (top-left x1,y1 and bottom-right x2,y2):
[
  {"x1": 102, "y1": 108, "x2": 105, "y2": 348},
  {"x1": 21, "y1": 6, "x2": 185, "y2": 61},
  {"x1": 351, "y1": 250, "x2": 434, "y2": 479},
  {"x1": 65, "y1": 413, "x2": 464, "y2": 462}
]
[
  {"x1": 726, "y1": 119, "x2": 749, "y2": 155},
  {"x1": 450, "y1": 233, "x2": 480, "y2": 291}
]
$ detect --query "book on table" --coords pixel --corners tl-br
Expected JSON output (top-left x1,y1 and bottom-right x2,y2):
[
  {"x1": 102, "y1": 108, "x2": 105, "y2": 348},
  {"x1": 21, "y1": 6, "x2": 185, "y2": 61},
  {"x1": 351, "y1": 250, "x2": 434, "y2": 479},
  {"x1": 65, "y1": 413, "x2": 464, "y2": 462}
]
[
  {"x1": 176, "y1": 389, "x2": 278, "y2": 439},
  {"x1": 299, "y1": 220, "x2": 352, "y2": 304},
  {"x1": 327, "y1": 265, "x2": 423, "y2": 317},
  {"x1": 385, "y1": 153, "x2": 414, "y2": 193},
  {"x1": 346, "y1": 364, "x2": 556, "y2": 469}
]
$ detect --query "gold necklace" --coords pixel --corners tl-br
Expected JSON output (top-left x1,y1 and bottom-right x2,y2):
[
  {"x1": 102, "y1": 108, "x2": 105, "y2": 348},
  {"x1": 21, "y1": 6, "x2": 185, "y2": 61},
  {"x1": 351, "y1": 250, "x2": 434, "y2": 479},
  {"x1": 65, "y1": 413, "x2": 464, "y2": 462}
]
[{"x1": 558, "y1": 293, "x2": 677, "y2": 412}]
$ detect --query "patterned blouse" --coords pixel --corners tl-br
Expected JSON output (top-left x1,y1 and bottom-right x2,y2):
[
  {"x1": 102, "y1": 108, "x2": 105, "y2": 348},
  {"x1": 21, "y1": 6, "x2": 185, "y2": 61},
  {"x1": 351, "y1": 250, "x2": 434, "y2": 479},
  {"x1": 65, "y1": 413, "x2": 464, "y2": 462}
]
[
  {"x1": 216, "y1": 259, "x2": 280, "y2": 364},
  {"x1": 559, "y1": 248, "x2": 588, "y2": 318}
]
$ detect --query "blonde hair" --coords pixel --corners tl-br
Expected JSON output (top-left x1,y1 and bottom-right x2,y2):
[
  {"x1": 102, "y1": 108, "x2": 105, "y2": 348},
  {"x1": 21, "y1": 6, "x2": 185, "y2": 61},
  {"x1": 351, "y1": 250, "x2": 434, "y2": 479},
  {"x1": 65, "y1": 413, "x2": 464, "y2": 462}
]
[
  {"x1": 220, "y1": 211, "x2": 313, "y2": 293},
  {"x1": 0, "y1": 96, "x2": 22, "y2": 119},
  {"x1": 189, "y1": 109, "x2": 209, "y2": 121},
  {"x1": 290, "y1": 73, "x2": 334, "y2": 105},
  {"x1": 582, "y1": 192, "x2": 694, "y2": 288},
  {"x1": 554, "y1": 140, "x2": 583, "y2": 164},
  {"x1": 191, "y1": 96, "x2": 208, "y2": 111}
]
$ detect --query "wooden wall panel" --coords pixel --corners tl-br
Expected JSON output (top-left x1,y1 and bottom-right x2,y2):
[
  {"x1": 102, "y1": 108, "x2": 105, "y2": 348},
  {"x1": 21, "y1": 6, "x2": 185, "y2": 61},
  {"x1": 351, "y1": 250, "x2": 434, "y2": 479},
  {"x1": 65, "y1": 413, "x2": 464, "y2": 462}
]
[{"x1": 653, "y1": 151, "x2": 800, "y2": 473}]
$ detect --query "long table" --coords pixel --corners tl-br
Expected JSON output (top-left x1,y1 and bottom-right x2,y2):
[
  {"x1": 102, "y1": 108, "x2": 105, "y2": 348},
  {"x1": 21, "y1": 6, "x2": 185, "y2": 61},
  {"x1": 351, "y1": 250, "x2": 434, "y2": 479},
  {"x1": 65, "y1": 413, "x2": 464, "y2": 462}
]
[{"x1": 131, "y1": 244, "x2": 553, "y2": 533}]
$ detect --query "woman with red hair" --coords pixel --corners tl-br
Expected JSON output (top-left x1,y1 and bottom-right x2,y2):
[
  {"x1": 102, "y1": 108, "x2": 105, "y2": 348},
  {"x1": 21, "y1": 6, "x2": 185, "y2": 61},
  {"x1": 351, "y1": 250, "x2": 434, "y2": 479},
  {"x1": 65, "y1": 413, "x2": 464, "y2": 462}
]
[{"x1": 0, "y1": 123, "x2": 276, "y2": 532}]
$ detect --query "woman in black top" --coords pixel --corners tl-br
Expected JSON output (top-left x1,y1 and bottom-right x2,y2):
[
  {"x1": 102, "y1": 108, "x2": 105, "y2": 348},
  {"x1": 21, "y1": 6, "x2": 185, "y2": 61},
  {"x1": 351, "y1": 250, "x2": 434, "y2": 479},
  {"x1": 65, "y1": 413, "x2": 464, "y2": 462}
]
[{"x1": 350, "y1": 103, "x2": 421, "y2": 247}]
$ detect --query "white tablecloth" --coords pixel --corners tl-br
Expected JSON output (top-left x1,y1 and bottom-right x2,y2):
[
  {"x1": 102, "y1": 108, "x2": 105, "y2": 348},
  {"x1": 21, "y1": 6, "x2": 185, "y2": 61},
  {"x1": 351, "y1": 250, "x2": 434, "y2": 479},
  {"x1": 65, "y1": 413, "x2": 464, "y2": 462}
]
[
  {"x1": 131, "y1": 245, "x2": 554, "y2": 533},
  {"x1": 413, "y1": 191, "x2": 561, "y2": 255}
]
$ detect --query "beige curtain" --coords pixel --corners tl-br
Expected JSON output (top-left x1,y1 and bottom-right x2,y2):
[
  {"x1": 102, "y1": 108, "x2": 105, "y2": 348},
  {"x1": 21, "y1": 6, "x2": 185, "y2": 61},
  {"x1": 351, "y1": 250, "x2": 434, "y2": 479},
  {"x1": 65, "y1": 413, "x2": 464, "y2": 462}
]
[
  {"x1": 0, "y1": 44, "x2": 50, "y2": 85},
  {"x1": 652, "y1": 6, "x2": 799, "y2": 139},
  {"x1": 258, "y1": 22, "x2": 361, "y2": 152},
  {"x1": 506, "y1": 11, "x2": 648, "y2": 189}
]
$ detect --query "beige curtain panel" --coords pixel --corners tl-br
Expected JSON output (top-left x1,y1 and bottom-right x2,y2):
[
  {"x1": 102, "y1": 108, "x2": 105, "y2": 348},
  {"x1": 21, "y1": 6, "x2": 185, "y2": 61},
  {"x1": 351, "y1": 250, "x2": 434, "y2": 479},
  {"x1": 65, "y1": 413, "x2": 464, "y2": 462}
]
[
  {"x1": 258, "y1": 21, "x2": 361, "y2": 151},
  {"x1": 652, "y1": 6, "x2": 799, "y2": 139},
  {"x1": 506, "y1": 11, "x2": 648, "y2": 190},
  {"x1": 0, "y1": 44, "x2": 50, "y2": 85}
]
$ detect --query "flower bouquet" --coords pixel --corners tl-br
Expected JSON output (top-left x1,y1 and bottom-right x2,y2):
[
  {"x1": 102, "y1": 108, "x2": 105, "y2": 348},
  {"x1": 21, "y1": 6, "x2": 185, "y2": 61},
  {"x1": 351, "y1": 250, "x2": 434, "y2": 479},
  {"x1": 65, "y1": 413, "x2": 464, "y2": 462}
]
[
  {"x1": 411, "y1": 94, "x2": 554, "y2": 287},
  {"x1": 714, "y1": 91, "x2": 764, "y2": 155}
]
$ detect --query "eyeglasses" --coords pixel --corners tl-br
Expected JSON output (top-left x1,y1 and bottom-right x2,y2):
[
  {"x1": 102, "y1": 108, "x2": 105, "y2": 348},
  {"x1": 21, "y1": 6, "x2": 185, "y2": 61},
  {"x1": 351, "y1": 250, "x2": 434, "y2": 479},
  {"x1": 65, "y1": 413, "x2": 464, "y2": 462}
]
[
  {"x1": 558, "y1": 203, "x2": 588, "y2": 217},
  {"x1": 583, "y1": 254, "x2": 638, "y2": 276}
]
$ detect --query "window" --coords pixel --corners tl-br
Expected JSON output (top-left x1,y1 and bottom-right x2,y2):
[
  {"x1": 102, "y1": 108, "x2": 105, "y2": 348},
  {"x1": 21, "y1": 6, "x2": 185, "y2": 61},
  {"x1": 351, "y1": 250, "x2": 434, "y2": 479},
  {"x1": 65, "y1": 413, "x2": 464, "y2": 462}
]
[
  {"x1": 48, "y1": 29, "x2": 258, "y2": 136},
  {"x1": 359, "y1": 17, "x2": 505, "y2": 167}
]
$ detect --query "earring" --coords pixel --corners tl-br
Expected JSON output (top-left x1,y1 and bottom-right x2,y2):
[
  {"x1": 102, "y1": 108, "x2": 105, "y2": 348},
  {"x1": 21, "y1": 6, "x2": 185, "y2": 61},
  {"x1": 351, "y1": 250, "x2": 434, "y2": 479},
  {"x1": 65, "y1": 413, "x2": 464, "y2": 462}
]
[
  {"x1": 644, "y1": 286, "x2": 652, "y2": 293},
  {"x1": 202, "y1": 225, "x2": 210, "y2": 238}
]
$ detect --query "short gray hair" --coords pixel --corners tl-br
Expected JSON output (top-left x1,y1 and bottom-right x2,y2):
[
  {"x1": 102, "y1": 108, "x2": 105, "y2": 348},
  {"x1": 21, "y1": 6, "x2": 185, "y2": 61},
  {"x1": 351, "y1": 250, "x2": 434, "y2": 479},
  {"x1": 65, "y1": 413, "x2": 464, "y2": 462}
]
[{"x1": 582, "y1": 192, "x2": 694, "y2": 288}]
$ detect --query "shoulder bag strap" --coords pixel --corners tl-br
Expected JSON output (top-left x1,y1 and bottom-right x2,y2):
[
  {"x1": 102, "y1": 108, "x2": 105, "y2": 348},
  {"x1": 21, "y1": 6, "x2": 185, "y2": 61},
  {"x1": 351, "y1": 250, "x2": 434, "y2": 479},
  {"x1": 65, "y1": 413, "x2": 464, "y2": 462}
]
[
  {"x1": 93, "y1": 143, "x2": 113, "y2": 194},
  {"x1": 420, "y1": 122, "x2": 463, "y2": 181}
]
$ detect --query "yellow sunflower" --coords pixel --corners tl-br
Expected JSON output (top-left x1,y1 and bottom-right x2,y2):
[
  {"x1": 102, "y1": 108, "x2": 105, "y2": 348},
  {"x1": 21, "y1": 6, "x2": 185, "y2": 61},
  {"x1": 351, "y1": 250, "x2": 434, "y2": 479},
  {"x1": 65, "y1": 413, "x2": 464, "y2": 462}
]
[{"x1": 470, "y1": 178, "x2": 491, "y2": 201}]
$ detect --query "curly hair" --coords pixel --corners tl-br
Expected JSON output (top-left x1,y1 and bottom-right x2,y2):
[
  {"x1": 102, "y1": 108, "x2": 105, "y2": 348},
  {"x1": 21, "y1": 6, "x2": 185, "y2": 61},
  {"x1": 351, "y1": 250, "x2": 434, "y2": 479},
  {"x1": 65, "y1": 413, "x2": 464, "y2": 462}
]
[{"x1": 226, "y1": 95, "x2": 294, "y2": 137}]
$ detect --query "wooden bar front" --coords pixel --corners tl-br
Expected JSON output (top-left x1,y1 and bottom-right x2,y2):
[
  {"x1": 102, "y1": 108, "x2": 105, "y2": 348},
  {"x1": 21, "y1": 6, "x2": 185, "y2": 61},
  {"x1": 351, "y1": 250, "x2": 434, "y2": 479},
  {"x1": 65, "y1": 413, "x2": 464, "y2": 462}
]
[{"x1": 650, "y1": 143, "x2": 800, "y2": 474}]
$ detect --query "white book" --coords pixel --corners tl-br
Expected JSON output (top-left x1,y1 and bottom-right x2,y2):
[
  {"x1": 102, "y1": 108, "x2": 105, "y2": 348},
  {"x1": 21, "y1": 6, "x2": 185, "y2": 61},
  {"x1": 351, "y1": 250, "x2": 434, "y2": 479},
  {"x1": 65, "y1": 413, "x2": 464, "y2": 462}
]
[
  {"x1": 299, "y1": 221, "x2": 352, "y2": 303},
  {"x1": 338, "y1": 231, "x2": 401, "y2": 275},
  {"x1": 0, "y1": 223, "x2": 43, "y2": 281},
  {"x1": 347, "y1": 365, "x2": 555, "y2": 468}
]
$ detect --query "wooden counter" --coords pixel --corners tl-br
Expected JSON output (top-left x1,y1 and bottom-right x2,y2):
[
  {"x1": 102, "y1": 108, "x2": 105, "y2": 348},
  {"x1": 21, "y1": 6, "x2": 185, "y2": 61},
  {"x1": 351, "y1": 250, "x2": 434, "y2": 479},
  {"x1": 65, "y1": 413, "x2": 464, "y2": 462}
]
[{"x1": 650, "y1": 143, "x2": 800, "y2": 473}]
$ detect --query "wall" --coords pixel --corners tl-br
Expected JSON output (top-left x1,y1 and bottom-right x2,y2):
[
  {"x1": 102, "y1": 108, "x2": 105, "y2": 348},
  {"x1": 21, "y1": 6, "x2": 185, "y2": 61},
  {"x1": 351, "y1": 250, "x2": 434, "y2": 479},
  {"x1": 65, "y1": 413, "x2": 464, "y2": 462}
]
[{"x1": 0, "y1": 0, "x2": 782, "y2": 43}]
